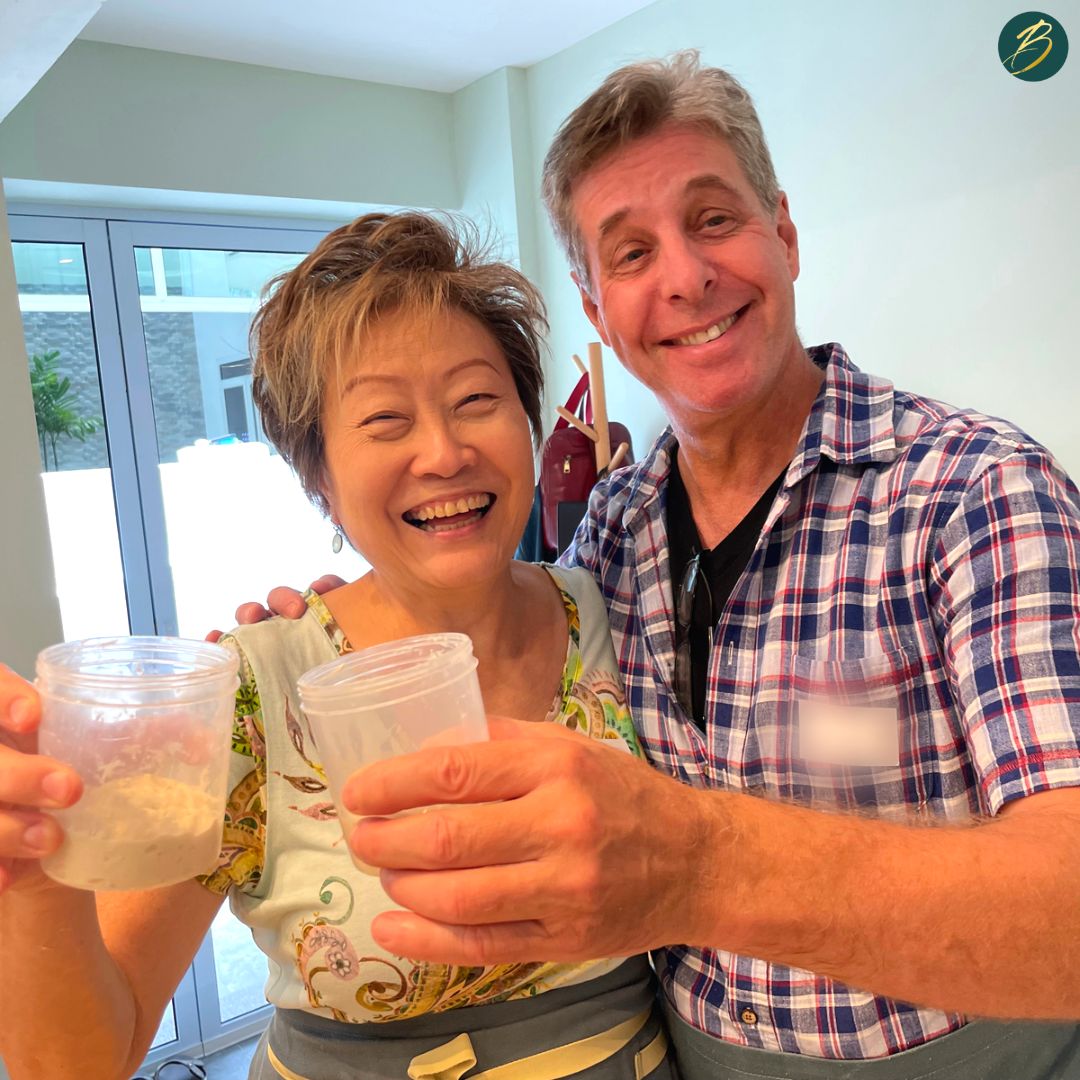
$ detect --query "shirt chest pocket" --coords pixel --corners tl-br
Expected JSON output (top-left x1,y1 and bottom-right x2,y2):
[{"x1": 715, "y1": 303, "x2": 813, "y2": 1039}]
[{"x1": 748, "y1": 651, "x2": 935, "y2": 817}]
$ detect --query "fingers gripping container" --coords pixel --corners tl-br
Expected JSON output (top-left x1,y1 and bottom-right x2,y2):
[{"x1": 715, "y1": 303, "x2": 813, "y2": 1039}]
[
  {"x1": 35, "y1": 637, "x2": 239, "y2": 891},
  {"x1": 296, "y1": 633, "x2": 488, "y2": 875}
]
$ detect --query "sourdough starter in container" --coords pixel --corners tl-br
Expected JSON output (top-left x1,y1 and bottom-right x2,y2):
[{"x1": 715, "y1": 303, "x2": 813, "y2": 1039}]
[
  {"x1": 43, "y1": 774, "x2": 221, "y2": 890},
  {"x1": 36, "y1": 637, "x2": 238, "y2": 891}
]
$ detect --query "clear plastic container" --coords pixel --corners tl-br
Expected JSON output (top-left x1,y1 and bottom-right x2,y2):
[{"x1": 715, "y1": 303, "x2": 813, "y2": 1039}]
[
  {"x1": 297, "y1": 633, "x2": 488, "y2": 874},
  {"x1": 36, "y1": 637, "x2": 238, "y2": 891}
]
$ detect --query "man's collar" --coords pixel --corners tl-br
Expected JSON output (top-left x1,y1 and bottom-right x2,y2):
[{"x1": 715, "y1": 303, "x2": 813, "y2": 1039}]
[
  {"x1": 788, "y1": 343, "x2": 898, "y2": 484},
  {"x1": 620, "y1": 343, "x2": 897, "y2": 532}
]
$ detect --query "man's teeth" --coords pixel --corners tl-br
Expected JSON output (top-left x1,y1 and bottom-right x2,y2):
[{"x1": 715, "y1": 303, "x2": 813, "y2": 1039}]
[
  {"x1": 673, "y1": 311, "x2": 739, "y2": 346},
  {"x1": 407, "y1": 493, "x2": 491, "y2": 523}
]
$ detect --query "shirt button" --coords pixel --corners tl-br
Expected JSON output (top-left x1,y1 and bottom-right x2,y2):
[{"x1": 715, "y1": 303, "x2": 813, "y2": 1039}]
[{"x1": 740, "y1": 1007, "x2": 759, "y2": 1025}]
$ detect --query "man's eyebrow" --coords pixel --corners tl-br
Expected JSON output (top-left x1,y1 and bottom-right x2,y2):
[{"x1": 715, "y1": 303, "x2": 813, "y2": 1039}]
[
  {"x1": 340, "y1": 358, "x2": 497, "y2": 399},
  {"x1": 598, "y1": 208, "x2": 630, "y2": 240},
  {"x1": 596, "y1": 175, "x2": 747, "y2": 240},
  {"x1": 684, "y1": 174, "x2": 747, "y2": 203}
]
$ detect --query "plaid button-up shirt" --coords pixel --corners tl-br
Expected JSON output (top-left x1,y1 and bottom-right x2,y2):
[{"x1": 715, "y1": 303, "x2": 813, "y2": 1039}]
[{"x1": 562, "y1": 343, "x2": 1080, "y2": 1058}]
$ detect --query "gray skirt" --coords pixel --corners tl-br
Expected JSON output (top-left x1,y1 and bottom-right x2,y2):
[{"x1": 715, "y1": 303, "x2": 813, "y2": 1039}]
[
  {"x1": 248, "y1": 956, "x2": 677, "y2": 1079},
  {"x1": 664, "y1": 999, "x2": 1080, "y2": 1080}
]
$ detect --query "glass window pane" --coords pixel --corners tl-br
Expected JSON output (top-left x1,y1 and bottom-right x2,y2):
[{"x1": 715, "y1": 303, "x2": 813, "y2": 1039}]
[
  {"x1": 223, "y1": 385, "x2": 250, "y2": 441},
  {"x1": 150, "y1": 1000, "x2": 178, "y2": 1050},
  {"x1": 162, "y1": 247, "x2": 185, "y2": 296},
  {"x1": 13, "y1": 242, "x2": 88, "y2": 295},
  {"x1": 13, "y1": 241, "x2": 130, "y2": 640},
  {"x1": 134, "y1": 247, "x2": 156, "y2": 296},
  {"x1": 146, "y1": 246, "x2": 298, "y2": 300},
  {"x1": 210, "y1": 904, "x2": 268, "y2": 1021}
]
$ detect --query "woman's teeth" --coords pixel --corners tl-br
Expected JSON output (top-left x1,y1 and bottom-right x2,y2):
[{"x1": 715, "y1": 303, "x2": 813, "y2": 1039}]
[
  {"x1": 420, "y1": 513, "x2": 485, "y2": 534},
  {"x1": 672, "y1": 310, "x2": 739, "y2": 346},
  {"x1": 405, "y1": 493, "x2": 492, "y2": 526}
]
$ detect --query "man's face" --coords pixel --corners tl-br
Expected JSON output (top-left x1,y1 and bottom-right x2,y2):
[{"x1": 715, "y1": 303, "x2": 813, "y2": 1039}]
[{"x1": 571, "y1": 123, "x2": 802, "y2": 432}]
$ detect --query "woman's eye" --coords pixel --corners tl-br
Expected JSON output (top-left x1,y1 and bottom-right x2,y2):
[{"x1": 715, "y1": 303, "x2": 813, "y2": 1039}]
[
  {"x1": 621, "y1": 247, "x2": 646, "y2": 264},
  {"x1": 457, "y1": 394, "x2": 496, "y2": 416},
  {"x1": 701, "y1": 213, "x2": 729, "y2": 228},
  {"x1": 359, "y1": 413, "x2": 407, "y2": 430}
]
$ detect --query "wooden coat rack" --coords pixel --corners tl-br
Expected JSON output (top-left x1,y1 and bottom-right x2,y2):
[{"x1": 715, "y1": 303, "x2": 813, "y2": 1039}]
[{"x1": 553, "y1": 342, "x2": 630, "y2": 479}]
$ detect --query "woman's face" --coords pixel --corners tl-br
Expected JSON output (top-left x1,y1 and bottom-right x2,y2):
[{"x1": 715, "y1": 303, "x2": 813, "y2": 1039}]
[{"x1": 320, "y1": 306, "x2": 537, "y2": 596}]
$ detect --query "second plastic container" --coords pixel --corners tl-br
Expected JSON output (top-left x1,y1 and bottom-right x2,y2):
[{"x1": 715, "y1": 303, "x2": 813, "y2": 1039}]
[{"x1": 296, "y1": 633, "x2": 488, "y2": 874}]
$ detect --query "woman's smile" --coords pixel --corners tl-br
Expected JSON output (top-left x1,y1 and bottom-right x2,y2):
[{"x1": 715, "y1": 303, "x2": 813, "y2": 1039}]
[{"x1": 403, "y1": 491, "x2": 496, "y2": 533}]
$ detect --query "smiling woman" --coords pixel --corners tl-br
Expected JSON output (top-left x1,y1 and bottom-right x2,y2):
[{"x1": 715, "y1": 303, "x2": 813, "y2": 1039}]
[
  {"x1": 248, "y1": 214, "x2": 547, "y2": 611},
  {"x1": 0, "y1": 210, "x2": 677, "y2": 1080},
  {"x1": 250, "y1": 213, "x2": 545, "y2": 515}
]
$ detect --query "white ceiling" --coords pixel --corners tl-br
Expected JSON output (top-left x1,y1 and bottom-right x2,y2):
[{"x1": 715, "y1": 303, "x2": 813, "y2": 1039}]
[
  {"x1": 0, "y1": 0, "x2": 102, "y2": 122},
  {"x1": 79, "y1": 0, "x2": 657, "y2": 93}
]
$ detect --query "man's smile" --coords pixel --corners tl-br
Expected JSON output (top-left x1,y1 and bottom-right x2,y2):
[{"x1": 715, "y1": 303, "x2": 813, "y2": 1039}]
[{"x1": 659, "y1": 304, "x2": 750, "y2": 348}]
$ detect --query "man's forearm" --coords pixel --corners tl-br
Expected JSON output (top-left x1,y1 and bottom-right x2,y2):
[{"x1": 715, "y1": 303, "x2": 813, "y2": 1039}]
[
  {"x1": 689, "y1": 786, "x2": 1080, "y2": 1019},
  {"x1": 0, "y1": 880, "x2": 137, "y2": 1079}
]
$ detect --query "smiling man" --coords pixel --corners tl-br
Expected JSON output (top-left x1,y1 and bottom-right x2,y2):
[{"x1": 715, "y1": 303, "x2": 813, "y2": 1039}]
[{"x1": 257, "y1": 52, "x2": 1080, "y2": 1078}]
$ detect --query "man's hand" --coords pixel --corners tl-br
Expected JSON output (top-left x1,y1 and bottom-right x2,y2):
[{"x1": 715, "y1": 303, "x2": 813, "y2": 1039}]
[
  {"x1": 205, "y1": 574, "x2": 347, "y2": 642},
  {"x1": 344, "y1": 718, "x2": 715, "y2": 965}
]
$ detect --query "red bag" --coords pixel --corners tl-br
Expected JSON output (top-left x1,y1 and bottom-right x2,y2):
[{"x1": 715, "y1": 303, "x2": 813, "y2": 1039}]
[{"x1": 540, "y1": 372, "x2": 633, "y2": 552}]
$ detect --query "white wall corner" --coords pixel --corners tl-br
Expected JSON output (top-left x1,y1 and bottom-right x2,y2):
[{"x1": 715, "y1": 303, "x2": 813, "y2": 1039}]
[
  {"x1": 0, "y1": 0, "x2": 105, "y2": 123},
  {"x1": 451, "y1": 67, "x2": 522, "y2": 265},
  {"x1": 505, "y1": 66, "x2": 542, "y2": 288}
]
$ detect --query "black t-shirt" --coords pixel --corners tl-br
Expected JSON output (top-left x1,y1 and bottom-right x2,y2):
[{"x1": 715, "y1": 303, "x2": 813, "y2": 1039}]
[{"x1": 666, "y1": 450, "x2": 784, "y2": 731}]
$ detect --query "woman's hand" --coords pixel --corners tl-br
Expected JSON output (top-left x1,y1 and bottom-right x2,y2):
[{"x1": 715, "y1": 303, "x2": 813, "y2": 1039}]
[{"x1": 0, "y1": 664, "x2": 83, "y2": 897}]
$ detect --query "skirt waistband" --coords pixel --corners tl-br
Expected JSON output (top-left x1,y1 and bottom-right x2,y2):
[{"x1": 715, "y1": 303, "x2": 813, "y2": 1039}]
[
  {"x1": 277, "y1": 956, "x2": 651, "y2": 1041},
  {"x1": 252, "y1": 956, "x2": 674, "y2": 1080}
]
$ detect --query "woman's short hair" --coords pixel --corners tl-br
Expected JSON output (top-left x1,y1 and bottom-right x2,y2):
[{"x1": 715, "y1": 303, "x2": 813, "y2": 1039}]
[
  {"x1": 541, "y1": 49, "x2": 780, "y2": 292},
  {"x1": 250, "y1": 211, "x2": 547, "y2": 513}
]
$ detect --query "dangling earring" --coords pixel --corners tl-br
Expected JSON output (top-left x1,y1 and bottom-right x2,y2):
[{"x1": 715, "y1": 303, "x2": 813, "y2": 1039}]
[{"x1": 331, "y1": 527, "x2": 343, "y2": 554}]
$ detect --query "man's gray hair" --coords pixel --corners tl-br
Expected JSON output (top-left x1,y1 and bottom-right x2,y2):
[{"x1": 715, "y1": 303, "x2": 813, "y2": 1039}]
[{"x1": 541, "y1": 50, "x2": 781, "y2": 292}]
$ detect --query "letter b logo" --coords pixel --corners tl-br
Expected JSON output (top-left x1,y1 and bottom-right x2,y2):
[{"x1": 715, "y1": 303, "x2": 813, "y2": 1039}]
[{"x1": 999, "y1": 12, "x2": 1069, "y2": 81}]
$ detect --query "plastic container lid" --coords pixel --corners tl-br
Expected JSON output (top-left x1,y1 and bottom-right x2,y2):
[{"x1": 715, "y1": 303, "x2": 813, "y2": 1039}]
[
  {"x1": 297, "y1": 632, "x2": 477, "y2": 711},
  {"x1": 37, "y1": 637, "x2": 238, "y2": 701}
]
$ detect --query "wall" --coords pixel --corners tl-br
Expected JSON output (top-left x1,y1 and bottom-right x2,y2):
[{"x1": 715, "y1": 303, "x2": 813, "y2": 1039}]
[
  {"x1": 452, "y1": 66, "x2": 540, "y2": 282},
  {"x1": 0, "y1": 184, "x2": 63, "y2": 679},
  {"x1": 525, "y1": 0, "x2": 1080, "y2": 474},
  {"x1": 0, "y1": 40, "x2": 458, "y2": 209}
]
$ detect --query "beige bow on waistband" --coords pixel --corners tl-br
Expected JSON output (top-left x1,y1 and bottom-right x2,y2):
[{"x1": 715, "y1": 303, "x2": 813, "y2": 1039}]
[{"x1": 407, "y1": 1033, "x2": 478, "y2": 1080}]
